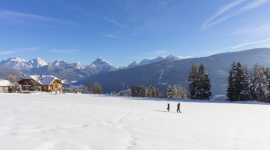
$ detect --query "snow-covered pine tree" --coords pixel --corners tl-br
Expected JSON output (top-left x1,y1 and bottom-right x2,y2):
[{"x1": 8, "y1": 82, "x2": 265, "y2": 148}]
[
  {"x1": 172, "y1": 85, "x2": 189, "y2": 99},
  {"x1": 251, "y1": 63, "x2": 269, "y2": 102},
  {"x1": 140, "y1": 86, "x2": 147, "y2": 97},
  {"x1": 188, "y1": 64, "x2": 198, "y2": 99},
  {"x1": 248, "y1": 67, "x2": 256, "y2": 100},
  {"x1": 264, "y1": 67, "x2": 270, "y2": 102},
  {"x1": 167, "y1": 85, "x2": 173, "y2": 98},
  {"x1": 195, "y1": 63, "x2": 211, "y2": 100},
  {"x1": 239, "y1": 64, "x2": 250, "y2": 100},
  {"x1": 227, "y1": 62, "x2": 250, "y2": 101},
  {"x1": 202, "y1": 72, "x2": 212, "y2": 100},
  {"x1": 131, "y1": 85, "x2": 147, "y2": 97},
  {"x1": 227, "y1": 62, "x2": 235, "y2": 101},
  {"x1": 148, "y1": 85, "x2": 158, "y2": 97},
  {"x1": 227, "y1": 61, "x2": 241, "y2": 101}
]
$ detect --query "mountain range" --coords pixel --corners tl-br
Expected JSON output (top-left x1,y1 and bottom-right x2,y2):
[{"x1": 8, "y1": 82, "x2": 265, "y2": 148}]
[
  {"x1": 75, "y1": 48, "x2": 270, "y2": 96},
  {"x1": 1, "y1": 48, "x2": 270, "y2": 96},
  {"x1": 0, "y1": 55, "x2": 179, "y2": 83}
]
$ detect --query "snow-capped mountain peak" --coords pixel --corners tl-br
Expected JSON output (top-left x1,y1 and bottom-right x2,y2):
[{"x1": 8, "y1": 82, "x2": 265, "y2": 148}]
[
  {"x1": 92, "y1": 58, "x2": 107, "y2": 65},
  {"x1": 139, "y1": 56, "x2": 164, "y2": 66},
  {"x1": 72, "y1": 62, "x2": 85, "y2": 69},
  {"x1": 127, "y1": 61, "x2": 139, "y2": 68},
  {"x1": 166, "y1": 55, "x2": 179, "y2": 61},
  {"x1": 6, "y1": 57, "x2": 26, "y2": 63},
  {"x1": 49, "y1": 60, "x2": 69, "y2": 67},
  {"x1": 0, "y1": 57, "x2": 27, "y2": 69},
  {"x1": 89, "y1": 58, "x2": 116, "y2": 72},
  {"x1": 126, "y1": 55, "x2": 179, "y2": 69},
  {"x1": 27, "y1": 57, "x2": 48, "y2": 68}
]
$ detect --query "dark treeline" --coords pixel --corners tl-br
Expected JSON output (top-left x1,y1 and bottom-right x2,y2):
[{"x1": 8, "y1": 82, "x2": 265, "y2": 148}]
[
  {"x1": 128, "y1": 84, "x2": 189, "y2": 99},
  {"x1": 227, "y1": 61, "x2": 270, "y2": 102}
]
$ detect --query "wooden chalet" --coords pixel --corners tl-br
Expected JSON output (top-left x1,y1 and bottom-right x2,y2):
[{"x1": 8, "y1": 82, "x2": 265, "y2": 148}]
[{"x1": 17, "y1": 75, "x2": 63, "y2": 92}]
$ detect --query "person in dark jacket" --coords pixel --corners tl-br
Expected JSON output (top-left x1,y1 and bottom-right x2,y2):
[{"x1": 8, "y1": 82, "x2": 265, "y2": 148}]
[
  {"x1": 177, "y1": 102, "x2": 181, "y2": 113},
  {"x1": 167, "y1": 103, "x2": 170, "y2": 112}
]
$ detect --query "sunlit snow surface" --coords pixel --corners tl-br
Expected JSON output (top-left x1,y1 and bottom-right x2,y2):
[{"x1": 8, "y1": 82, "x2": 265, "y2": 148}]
[{"x1": 0, "y1": 93, "x2": 270, "y2": 150}]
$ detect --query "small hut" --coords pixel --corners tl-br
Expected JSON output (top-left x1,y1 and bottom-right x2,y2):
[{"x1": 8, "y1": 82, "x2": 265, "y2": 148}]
[{"x1": 0, "y1": 79, "x2": 11, "y2": 93}]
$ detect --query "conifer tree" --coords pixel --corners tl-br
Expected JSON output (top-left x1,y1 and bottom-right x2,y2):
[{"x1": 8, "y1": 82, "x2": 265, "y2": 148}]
[
  {"x1": 264, "y1": 67, "x2": 270, "y2": 102},
  {"x1": 239, "y1": 64, "x2": 250, "y2": 100},
  {"x1": 167, "y1": 85, "x2": 173, "y2": 98},
  {"x1": 172, "y1": 85, "x2": 189, "y2": 99},
  {"x1": 227, "y1": 62, "x2": 250, "y2": 101},
  {"x1": 188, "y1": 64, "x2": 198, "y2": 99},
  {"x1": 195, "y1": 63, "x2": 211, "y2": 100},
  {"x1": 188, "y1": 63, "x2": 211, "y2": 100},
  {"x1": 227, "y1": 62, "x2": 235, "y2": 101},
  {"x1": 148, "y1": 85, "x2": 158, "y2": 97},
  {"x1": 251, "y1": 64, "x2": 269, "y2": 102},
  {"x1": 227, "y1": 62, "x2": 239, "y2": 101},
  {"x1": 120, "y1": 90, "x2": 125, "y2": 96},
  {"x1": 131, "y1": 85, "x2": 147, "y2": 97}
]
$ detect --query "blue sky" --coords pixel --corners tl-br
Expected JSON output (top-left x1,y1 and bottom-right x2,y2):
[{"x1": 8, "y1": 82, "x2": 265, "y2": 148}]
[{"x1": 0, "y1": 0, "x2": 270, "y2": 67}]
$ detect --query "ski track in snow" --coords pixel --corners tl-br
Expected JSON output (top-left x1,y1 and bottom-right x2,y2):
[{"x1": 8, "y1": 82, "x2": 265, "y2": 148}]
[{"x1": 1, "y1": 93, "x2": 270, "y2": 150}]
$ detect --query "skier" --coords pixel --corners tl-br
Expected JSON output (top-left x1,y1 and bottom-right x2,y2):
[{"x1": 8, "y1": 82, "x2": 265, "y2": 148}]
[
  {"x1": 177, "y1": 102, "x2": 181, "y2": 113},
  {"x1": 167, "y1": 103, "x2": 170, "y2": 112}
]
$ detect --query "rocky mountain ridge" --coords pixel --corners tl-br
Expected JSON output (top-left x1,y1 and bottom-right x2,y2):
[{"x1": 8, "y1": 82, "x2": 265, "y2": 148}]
[{"x1": 0, "y1": 56, "x2": 179, "y2": 83}]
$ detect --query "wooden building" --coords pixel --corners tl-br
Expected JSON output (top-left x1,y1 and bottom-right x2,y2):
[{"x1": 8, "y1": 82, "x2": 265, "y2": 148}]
[
  {"x1": 17, "y1": 75, "x2": 62, "y2": 92},
  {"x1": 0, "y1": 79, "x2": 11, "y2": 93}
]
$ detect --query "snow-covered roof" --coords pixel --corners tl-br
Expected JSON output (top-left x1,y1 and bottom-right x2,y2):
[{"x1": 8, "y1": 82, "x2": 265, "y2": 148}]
[
  {"x1": 0, "y1": 79, "x2": 11, "y2": 86},
  {"x1": 22, "y1": 75, "x2": 62, "y2": 85}
]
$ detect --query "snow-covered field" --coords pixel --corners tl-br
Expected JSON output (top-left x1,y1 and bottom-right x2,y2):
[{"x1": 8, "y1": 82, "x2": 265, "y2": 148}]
[{"x1": 1, "y1": 93, "x2": 270, "y2": 150}]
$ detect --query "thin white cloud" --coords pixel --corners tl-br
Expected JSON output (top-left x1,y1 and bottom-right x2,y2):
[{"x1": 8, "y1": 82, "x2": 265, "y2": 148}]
[
  {"x1": 216, "y1": 38, "x2": 270, "y2": 52},
  {"x1": 0, "y1": 10, "x2": 76, "y2": 26},
  {"x1": 201, "y1": 0, "x2": 245, "y2": 30},
  {"x1": 0, "y1": 51, "x2": 17, "y2": 55},
  {"x1": 20, "y1": 47, "x2": 42, "y2": 51},
  {"x1": 231, "y1": 39, "x2": 270, "y2": 49},
  {"x1": 101, "y1": 17, "x2": 131, "y2": 30},
  {"x1": 201, "y1": 0, "x2": 269, "y2": 30},
  {"x1": 230, "y1": 24, "x2": 270, "y2": 35},
  {"x1": 241, "y1": 0, "x2": 269, "y2": 10},
  {"x1": 50, "y1": 49, "x2": 77, "y2": 54},
  {"x1": 104, "y1": 34, "x2": 121, "y2": 39}
]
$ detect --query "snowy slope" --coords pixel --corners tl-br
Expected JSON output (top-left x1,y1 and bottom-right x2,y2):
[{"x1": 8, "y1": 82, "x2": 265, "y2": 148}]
[{"x1": 0, "y1": 93, "x2": 270, "y2": 150}]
